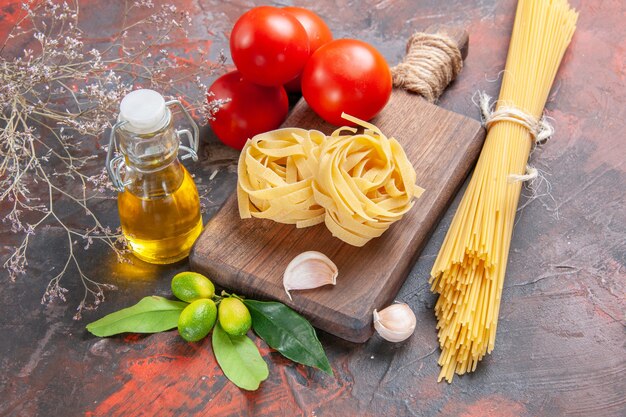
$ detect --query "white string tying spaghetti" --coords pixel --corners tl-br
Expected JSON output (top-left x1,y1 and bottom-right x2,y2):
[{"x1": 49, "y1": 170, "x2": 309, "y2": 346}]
[{"x1": 477, "y1": 91, "x2": 554, "y2": 182}]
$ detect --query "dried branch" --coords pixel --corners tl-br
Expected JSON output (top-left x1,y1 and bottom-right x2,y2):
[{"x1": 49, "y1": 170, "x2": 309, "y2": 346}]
[{"x1": 0, "y1": 0, "x2": 226, "y2": 318}]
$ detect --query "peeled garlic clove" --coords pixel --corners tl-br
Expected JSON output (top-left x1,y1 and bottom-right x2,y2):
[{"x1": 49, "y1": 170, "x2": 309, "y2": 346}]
[
  {"x1": 283, "y1": 251, "x2": 338, "y2": 300},
  {"x1": 373, "y1": 303, "x2": 416, "y2": 342}
]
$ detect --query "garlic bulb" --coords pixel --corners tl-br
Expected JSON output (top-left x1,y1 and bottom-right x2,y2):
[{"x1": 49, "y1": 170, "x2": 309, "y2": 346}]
[
  {"x1": 283, "y1": 251, "x2": 338, "y2": 300},
  {"x1": 373, "y1": 303, "x2": 416, "y2": 342}
]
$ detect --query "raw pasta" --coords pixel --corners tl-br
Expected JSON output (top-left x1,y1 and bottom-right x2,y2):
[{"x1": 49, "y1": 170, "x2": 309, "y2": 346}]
[
  {"x1": 313, "y1": 114, "x2": 424, "y2": 247},
  {"x1": 430, "y1": 0, "x2": 578, "y2": 383},
  {"x1": 237, "y1": 128, "x2": 326, "y2": 228},
  {"x1": 237, "y1": 114, "x2": 424, "y2": 246}
]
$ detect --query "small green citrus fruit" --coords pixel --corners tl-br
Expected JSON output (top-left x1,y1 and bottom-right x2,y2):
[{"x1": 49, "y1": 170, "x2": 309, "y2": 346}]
[
  {"x1": 178, "y1": 299, "x2": 217, "y2": 342},
  {"x1": 171, "y1": 272, "x2": 215, "y2": 302},
  {"x1": 218, "y1": 297, "x2": 252, "y2": 336}
]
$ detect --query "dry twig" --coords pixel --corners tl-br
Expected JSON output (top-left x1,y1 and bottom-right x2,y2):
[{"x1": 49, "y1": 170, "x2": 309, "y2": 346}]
[{"x1": 0, "y1": 0, "x2": 226, "y2": 318}]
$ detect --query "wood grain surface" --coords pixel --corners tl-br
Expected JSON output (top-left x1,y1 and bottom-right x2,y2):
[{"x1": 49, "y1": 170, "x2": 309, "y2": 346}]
[
  {"x1": 1, "y1": 1, "x2": 625, "y2": 416},
  {"x1": 190, "y1": 90, "x2": 485, "y2": 342}
]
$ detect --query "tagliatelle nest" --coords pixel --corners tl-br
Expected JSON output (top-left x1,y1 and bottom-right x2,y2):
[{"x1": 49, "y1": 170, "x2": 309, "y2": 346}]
[
  {"x1": 313, "y1": 114, "x2": 424, "y2": 246},
  {"x1": 237, "y1": 113, "x2": 424, "y2": 246},
  {"x1": 237, "y1": 128, "x2": 327, "y2": 228}
]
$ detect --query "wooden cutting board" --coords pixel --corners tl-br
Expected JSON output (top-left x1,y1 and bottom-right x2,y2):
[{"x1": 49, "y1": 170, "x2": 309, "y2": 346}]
[{"x1": 190, "y1": 30, "x2": 485, "y2": 343}]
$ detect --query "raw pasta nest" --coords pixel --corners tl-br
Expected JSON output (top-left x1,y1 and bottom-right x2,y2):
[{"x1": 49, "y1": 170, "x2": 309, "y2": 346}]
[
  {"x1": 313, "y1": 114, "x2": 424, "y2": 246},
  {"x1": 237, "y1": 128, "x2": 326, "y2": 228},
  {"x1": 237, "y1": 113, "x2": 424, "y2": 246}
]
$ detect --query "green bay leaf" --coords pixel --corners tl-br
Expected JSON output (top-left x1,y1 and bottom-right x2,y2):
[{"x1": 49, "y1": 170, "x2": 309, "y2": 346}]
[
  {"x1": 244, "y1": 300, "x2": 332, "y2": 376},
  {"x1": 212, "y1": 322, "x2": 269, "y2": 391},
  {"x1": 86, "y1": 296, "x2": 187, "y2": 337}
]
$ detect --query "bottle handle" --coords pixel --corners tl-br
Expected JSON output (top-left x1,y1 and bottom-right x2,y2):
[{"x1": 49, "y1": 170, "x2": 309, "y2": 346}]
[
  {"x1": 177, "y1": 129, "x2": 198, "y2": 162},
  {"x1": 166, "y1": 99, "x2": 199, "y2": 162},
  {"x1": 106, "y1": 120, "x2": 129, "y2": 192}
]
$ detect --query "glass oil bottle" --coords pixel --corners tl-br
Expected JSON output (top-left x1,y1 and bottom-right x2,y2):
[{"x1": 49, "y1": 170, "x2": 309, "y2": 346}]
[{"x1": 106, "y1": 89, "x2": 203, "y2": 264}]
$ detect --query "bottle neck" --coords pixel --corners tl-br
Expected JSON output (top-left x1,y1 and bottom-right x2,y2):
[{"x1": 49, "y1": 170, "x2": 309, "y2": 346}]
[{"x1": 118, "y1": 110, "x2": 179, "y2": 172}]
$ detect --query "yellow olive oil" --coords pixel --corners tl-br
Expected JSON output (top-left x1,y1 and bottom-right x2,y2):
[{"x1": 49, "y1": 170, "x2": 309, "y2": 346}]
[{"x1": 118, "y1": 163, "x2": 202, "y2": 264}]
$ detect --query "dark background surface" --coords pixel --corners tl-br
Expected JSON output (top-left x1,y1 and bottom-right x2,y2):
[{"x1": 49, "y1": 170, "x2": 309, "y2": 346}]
[{"x1": 1, "y1": 0, "x2": 624, "y2": 416}]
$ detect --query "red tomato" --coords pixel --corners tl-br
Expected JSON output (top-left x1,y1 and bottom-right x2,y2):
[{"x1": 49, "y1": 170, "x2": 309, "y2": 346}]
[
  {"x1": 230, "y1": 6, "x2": 310, "y2": 86},
  {"x1": 282, "y1": 7, "x2": 333, "y2": 93},
  {"x1": 207, "y1": 71, "x2": 289, "y2": 150},
  {"x1": 301, "y1": 39, "x2": 392, "y2": 125}
]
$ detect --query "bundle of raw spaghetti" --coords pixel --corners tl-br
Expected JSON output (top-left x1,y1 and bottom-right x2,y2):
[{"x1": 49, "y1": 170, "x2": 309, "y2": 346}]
[{"x1": 430, "y1": 0, "x2": 578, "y2": 382}]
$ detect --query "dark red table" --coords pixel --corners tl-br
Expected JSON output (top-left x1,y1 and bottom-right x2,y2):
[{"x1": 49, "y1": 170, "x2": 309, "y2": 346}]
[{"x1": 1, "y1": 1, "x2": 624, "y2": 416}]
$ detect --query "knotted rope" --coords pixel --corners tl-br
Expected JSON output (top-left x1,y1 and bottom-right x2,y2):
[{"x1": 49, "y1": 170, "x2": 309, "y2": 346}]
[
  {"x1": 477, "y1": 91, "x2": 554, "y2": 182},
  {"x1": 391, "y1": 32, "x2": 463, "y2": 102}
]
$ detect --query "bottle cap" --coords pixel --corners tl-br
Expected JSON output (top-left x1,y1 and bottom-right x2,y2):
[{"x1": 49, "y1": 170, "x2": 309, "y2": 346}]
[{"x1": 119, "y1": 89, "x2": 168, "y2": 134}]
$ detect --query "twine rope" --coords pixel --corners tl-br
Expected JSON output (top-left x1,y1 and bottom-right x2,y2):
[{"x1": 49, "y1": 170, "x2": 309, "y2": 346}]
[
  {"x1": 391, "y1": 32, "x2": 463, "y2": 103},
  {"x1": 477, "y1": 91, "x2": 554, "y2": 182}
]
